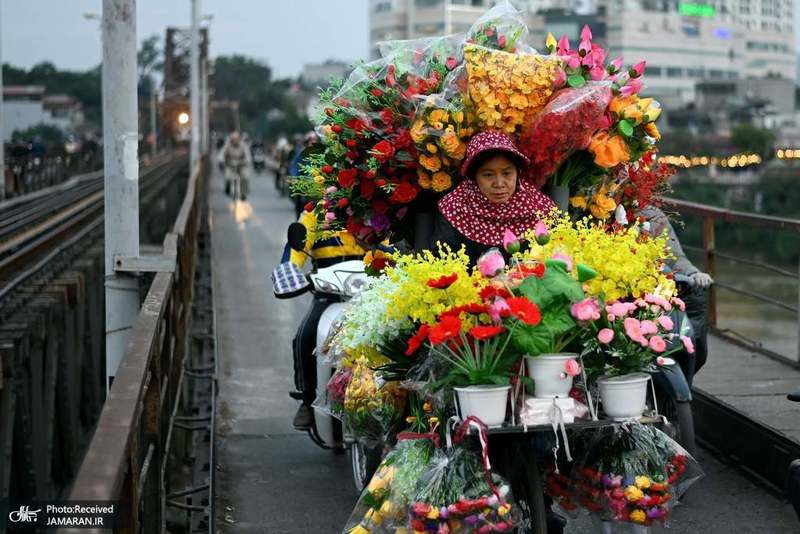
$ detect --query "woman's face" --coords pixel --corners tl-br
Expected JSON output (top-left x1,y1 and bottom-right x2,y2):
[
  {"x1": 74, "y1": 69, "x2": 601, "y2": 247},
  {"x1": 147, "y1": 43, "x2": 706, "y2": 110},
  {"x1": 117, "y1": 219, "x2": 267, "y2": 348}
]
[{"x1": 474, "y1": 154, "x2": 517, "y2": 204}]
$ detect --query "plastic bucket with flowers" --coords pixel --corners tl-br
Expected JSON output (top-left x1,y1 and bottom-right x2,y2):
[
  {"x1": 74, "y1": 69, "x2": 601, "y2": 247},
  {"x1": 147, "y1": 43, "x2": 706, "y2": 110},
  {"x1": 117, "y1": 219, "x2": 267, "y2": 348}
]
[
  {"x1": 525, "y1": 353, "x2": 580, "y2": 398},
  {"x1": 454, "y1": 385, "x2": 511, "y2": 427},
  {"x1": 597, "y1": 373, "x2": 651, "y2": 421}
]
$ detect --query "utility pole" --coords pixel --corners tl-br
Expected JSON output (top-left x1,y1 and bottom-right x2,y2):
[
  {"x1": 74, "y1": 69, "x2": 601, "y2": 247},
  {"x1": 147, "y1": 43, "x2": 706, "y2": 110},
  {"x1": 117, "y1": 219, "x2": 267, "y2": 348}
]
[
  {"x1": 201, "y1": 59, "x2": 209, "y2": 153},
  {"x1": 0, "y1": 4, "x2": 5, "y2": 201},
  {"x1": 103, "y1": 0, "x2": 140, "y2": 390},
  {"x1": 150, "y1": 82, "x2": 158, "y2": 157},
  {"x1": 190, "y1": 0, "x2": 200, "y2": 169}
]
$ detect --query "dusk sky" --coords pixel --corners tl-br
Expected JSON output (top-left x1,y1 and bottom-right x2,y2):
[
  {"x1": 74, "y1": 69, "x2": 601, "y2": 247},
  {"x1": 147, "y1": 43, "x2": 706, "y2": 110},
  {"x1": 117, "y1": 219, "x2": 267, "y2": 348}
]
[{"x1": 2, "y1": 0, "x2": 369, "y2": 79}]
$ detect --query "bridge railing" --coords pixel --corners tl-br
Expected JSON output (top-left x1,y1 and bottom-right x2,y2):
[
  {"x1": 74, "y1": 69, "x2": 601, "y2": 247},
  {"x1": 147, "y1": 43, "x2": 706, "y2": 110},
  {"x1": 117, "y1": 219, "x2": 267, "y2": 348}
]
[
  {"x1": 664, "y1": 197, "x2": 800, "y2": 363},
  {"x1": 67, "y1": 159, "x2": 207, "y2": 532}
]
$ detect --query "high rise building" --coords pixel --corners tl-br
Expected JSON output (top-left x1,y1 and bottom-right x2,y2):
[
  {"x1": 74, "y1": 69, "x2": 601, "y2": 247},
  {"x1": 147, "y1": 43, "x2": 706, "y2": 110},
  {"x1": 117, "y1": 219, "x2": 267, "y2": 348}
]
[
  {"x1": 369, "y1": 0, "x2": 496, "y2": 58},
  {"x1": 369, "y1": 0, "x2": 797, "y2": 108}
]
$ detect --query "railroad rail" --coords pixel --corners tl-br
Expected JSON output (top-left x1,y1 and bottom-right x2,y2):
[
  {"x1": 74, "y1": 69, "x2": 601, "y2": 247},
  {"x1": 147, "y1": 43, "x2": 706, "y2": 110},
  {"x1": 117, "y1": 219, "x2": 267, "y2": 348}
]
[{"x1": 0, "y1": 153, "x2": 190, "y2": 507}]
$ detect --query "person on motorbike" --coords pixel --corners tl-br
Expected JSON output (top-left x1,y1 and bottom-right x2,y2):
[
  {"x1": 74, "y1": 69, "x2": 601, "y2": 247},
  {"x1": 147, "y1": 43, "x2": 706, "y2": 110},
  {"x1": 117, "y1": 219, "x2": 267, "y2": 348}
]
[
  {"x1": 428, "y1": 131, "x2": 556, "y2": 263},
  {"x1": 280, "y1": 209, "x2": 366, "y2": 430},
  {"x1": 640, "y1": 205, "x2": 713, "y2": 374},
  {"x1": 288, "y1": 131, "x2": 321, "y2": 218},
  {"x1": 222, "y1": 131, "x2": 251, "y2": 200}
]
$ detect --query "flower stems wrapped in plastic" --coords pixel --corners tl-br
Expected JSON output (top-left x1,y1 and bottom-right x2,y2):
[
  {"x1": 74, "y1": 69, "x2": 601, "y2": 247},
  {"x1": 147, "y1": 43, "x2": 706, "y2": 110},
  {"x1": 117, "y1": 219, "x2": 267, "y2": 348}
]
[
  {"x1": 567, "y1": 422, "x2": 703, "y2": 527},
  {"x1": 344, "y1": 438, "x2": 435, "y2": 534}
]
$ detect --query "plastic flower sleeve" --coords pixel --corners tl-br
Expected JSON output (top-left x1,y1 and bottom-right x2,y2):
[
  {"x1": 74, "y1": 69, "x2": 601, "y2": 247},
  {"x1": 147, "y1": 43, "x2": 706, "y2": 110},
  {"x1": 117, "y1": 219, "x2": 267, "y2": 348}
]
[
  {"x1": 410, "y1": 95, "x2": 471, "y2": 193},
  {"x1": 518, "y1": 82, "x2": 613, "y2": 188},
  {"x1": 313, "y1": 366, "x2": 351, "y2": 419},
  {"x1": 344, "y1": 358, "x2": 407, "y2": 444},
  {"x1": 465, "y1": 1, "x2": 532, "y2": 53},
  {"x1": 343, "y1": 438, "x2": 435, "y2": 534},
  {"x1": 567, "y1": 422, "x2": 703, "y2": 527},
  {"x1": 406, "y1": 445, "x2": 520, "y2": 533},
  {"x1": 462, "y1": 44, "x2": 560, "y2": 137}
]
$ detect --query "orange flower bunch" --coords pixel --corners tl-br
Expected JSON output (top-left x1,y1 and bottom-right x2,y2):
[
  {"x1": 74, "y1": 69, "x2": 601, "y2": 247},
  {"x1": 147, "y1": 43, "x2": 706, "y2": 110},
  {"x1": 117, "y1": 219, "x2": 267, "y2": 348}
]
[
  {"x1": 588, "y1": 94, "x2": 662, "y2": 169},
  {"x1": 463, "y1": 44, "x2": 559, "y2": 136},
  {"x1": 411, "y1": 98, "x2": 471, "y2": 192}
]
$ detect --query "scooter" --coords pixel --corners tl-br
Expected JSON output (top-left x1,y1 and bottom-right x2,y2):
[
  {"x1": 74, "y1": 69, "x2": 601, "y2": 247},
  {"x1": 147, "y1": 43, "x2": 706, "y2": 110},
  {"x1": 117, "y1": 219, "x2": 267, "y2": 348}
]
[
  {"x1": 252, "y1": 146, "x2": 267, "y2": 174},
  {"x1": 786, "y1": 390, "x2": 800, "y2": 520},
  {"x1": 648, "y1": 273, "x2": 708, "y2": 455},
  {"x1": 277, "y1": 223, "x2": 373, "y2": 484}
]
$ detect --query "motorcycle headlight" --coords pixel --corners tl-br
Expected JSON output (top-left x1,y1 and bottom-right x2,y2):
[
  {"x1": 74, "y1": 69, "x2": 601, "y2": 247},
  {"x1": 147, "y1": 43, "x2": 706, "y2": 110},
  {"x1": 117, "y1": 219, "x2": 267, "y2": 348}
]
[{"x1": 343, "y1": 273, "x2": 369, "y2": 297}]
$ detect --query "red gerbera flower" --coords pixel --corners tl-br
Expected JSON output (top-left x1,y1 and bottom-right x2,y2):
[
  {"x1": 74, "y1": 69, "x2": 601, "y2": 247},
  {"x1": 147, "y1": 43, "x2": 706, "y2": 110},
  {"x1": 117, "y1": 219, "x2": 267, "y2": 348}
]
[
  {"x1": 480, "y1": 286, "x2": 512, "y2": 301},
  {"x1": 469, "y1": 325, "x2": 506, "y2": 340},
  {"x1": 507, "y1": 297, "x2": 542, "y2": 326},
  {"x1": 428, "y1": 315, "x2": 462, "y2": 346},
  {"x1": 405, "y1": 324, "x2": 430, "y2": 356},
  {"x1": 427, "y1": 273, "x2": 458, "y2": 289},
  {"x1": 440, "y1": 303, "x2": 488, "y2": 320}
]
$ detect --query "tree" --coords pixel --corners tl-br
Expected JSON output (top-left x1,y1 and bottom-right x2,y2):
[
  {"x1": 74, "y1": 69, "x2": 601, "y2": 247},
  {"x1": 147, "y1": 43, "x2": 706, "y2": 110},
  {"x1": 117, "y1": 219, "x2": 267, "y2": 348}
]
[
  {"x1": 12, "y1": 123, "x2": 64, "y2": 145},
  {"x1": 138, "y1": 34, "x2": 163, "y2": 100},
  {"x1": 731, "y1": 124, "x2": 775, "y2": 159}
]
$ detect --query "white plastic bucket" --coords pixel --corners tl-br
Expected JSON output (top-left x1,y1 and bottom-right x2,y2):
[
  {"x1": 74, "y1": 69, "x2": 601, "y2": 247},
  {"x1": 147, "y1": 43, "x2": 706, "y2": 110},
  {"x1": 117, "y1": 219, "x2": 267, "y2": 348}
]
[
  {"x1": 598, "y1": 373, "x2": 651, "y2": 421},
  {"x1": 454, "y1": 385, "x2": 511, "y2": 427},
  {"x1": 525, "y1": 353, "x2": 577, "y2": 398}
]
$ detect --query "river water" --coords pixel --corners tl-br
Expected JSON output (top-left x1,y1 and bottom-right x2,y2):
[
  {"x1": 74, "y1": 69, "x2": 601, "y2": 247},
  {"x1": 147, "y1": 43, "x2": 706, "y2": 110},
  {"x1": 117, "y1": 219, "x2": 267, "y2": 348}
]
[{"x1": 686, "y1": 250, "x2": 798, "y2": 361}]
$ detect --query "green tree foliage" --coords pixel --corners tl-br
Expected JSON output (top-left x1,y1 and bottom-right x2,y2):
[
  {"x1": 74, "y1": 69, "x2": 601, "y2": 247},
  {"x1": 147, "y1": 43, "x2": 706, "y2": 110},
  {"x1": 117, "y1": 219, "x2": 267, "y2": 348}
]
[
  {"x1": 211, "y1": 55, "x2": 311, "y2": 140},
  {"x1": 3, "y1": 61, "x2": 102, "y2": 124},
  {"x1": 11, "y1": 123, "x2": 65, "y2": 145},
  {"x1": 731, "y1": 124, "x2": 775, "y2": 158}
]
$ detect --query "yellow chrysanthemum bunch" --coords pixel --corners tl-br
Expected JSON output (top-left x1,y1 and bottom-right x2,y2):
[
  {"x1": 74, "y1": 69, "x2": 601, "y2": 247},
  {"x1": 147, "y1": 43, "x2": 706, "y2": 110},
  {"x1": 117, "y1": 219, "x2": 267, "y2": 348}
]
[
  {"x1": 411, "y1": 97, "x2": 471, "y2": 192},
  {"x1": 520, "y1": 216, "x2": 675, "y2": 302},
  {"x1": 383, "y1": 244, "x2": 486, "y2": 325},
  {"x1": 463, "y1": 44, "x2": 559, "y2": 136}
]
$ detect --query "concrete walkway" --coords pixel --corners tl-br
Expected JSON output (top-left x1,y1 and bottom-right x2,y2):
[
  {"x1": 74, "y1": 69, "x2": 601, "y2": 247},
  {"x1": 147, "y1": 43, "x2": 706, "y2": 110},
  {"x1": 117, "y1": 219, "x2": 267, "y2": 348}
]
[
  {"x1": 211, "y1": 167, "x2": 797, "y2": 533},
  {"x1": 696, "y1": 335, "x2": 800, "y2": 443},
  {"x1": 211, "y1": 168, "x2": 353, "y2": 533}
]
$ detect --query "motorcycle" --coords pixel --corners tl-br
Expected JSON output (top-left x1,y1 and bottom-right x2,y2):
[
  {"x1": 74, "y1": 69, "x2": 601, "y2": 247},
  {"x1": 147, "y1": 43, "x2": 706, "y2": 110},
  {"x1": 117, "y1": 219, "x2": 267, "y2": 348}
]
[
  {"x1": 276, "y1": 223, "x2": 376, "y2": 490},
  {"x1": 252, "y1": 145, "x2": 267, "y2": 174},
  {"x1": 647, "y1": 272, "x2": 708, "y2": 455},
  {"x1": 786, "y1": 390, "x2": 800, "y2": 520}
]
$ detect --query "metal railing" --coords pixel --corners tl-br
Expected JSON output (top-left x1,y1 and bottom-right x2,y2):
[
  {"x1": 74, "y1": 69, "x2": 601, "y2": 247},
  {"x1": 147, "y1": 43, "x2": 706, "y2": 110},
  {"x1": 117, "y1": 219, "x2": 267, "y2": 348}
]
[
  {"x1": 4, "y1": 151, "x2": 102, "y2": 198},
  {"x1": 67, "y1": 159, "x2": 208, "y2": 532},
  {"x1": 664, "y1": 197, "x2": 800, "y2": 363}
]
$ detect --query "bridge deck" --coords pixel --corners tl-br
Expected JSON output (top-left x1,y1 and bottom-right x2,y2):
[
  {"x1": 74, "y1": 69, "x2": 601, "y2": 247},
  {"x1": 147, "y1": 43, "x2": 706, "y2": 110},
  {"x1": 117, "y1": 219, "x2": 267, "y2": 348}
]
[
  {"x1": 696, "y1": 336, "x2": 800, "y2": 443},
  {"x1": 211, "y1": 168, "x2": 797, "y2": 533}
]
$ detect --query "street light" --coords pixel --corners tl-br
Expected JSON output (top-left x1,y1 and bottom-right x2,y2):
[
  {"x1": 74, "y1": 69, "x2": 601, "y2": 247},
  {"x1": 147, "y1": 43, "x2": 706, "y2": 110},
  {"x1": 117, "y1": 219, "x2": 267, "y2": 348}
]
[
  {"x1": 178, "y1": 112, "x2": 190, "y2": 125},
  {"x1": 83, "y1": 11, "x2": 101, "y2": 21}
]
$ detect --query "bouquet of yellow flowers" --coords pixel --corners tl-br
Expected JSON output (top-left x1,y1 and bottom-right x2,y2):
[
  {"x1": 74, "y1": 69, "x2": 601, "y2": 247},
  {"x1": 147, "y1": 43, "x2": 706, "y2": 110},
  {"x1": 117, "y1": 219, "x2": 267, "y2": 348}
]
[
  {"x1": 411, "y1": 96, "x2": 471, "y2": 193},
  {"x1": 521, "y1": 216, "x2": 674, "y2": 302},
  {"x1": 463, "y1": 44, "x2": 559, "y2": 136}
]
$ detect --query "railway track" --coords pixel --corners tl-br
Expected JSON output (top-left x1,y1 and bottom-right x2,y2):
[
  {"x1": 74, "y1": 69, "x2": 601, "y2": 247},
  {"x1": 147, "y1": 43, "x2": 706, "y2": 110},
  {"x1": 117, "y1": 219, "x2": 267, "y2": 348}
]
[
  {"x1": 0, "y1": 152, "x2": 190, "y2": 502},
  {"x1": 0, "y1": 153, "x2": 187, "y2": 304}
]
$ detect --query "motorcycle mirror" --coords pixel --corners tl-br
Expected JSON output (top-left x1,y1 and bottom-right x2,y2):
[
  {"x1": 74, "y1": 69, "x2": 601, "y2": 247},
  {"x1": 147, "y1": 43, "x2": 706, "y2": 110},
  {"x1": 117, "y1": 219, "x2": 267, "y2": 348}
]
[{"x1": 288, "y1": 223, "x2": 307, "y2": 252}]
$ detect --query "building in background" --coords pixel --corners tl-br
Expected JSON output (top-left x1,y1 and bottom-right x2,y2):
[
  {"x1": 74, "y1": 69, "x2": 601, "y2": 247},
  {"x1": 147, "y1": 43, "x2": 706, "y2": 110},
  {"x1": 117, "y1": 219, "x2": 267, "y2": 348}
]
[
  {"x1": 301, "y1": 60, "x2": 352, "y2": 87},
  {"x1": 369, "y1": 0, "x2": 497, "y2": 58},
  {"x1": 2, "y1": 86, "x2": 85, "y2": 142}
]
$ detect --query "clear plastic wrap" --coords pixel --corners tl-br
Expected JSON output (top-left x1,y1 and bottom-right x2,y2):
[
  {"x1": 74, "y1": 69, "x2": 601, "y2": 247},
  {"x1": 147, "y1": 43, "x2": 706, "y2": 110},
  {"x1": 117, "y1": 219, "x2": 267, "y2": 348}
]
[
  {"x1": 411, "y1": 95, "x2": 471, "y2": 192},
  {"x1": 465, "y1": 1, "x2": 531, "y2": 53},
  {"x1": 567, "y1": 422, "x2": 703, "y2": 527},
  {"x1": 343, "y1": 438, "x2": 435, "y2": 534},
  {"x1": 344, "y1": 358, "x2": 408, "y2": 443},
  {"x1": 462, "y1": 44, "x2": 560, "y2": 136},
  {"x1": 407, "y1": 445, "x2": 520, "y2": 533},
  {"x1": 313, "y1": 366, "x2": 352, "y2": 419},
  {"x1": 518, "y1": 82, "x2": 613, "y2": 188}
]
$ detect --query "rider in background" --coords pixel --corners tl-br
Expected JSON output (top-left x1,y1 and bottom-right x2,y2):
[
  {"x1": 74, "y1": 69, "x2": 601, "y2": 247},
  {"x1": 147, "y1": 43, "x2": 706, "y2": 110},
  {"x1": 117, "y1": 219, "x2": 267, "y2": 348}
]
[
  {"x1": 641, "y1": 205, "x2": 713, "y2": 373},
  {"x1": 280, "y1": 210, "x2": 366, "y2": 430},
  {"x1": 288, "y1": 131, "x2": 321, "y2": 218},
  {"x1": 222, "y1": 131, "x2": 251, "y2": 200}
]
